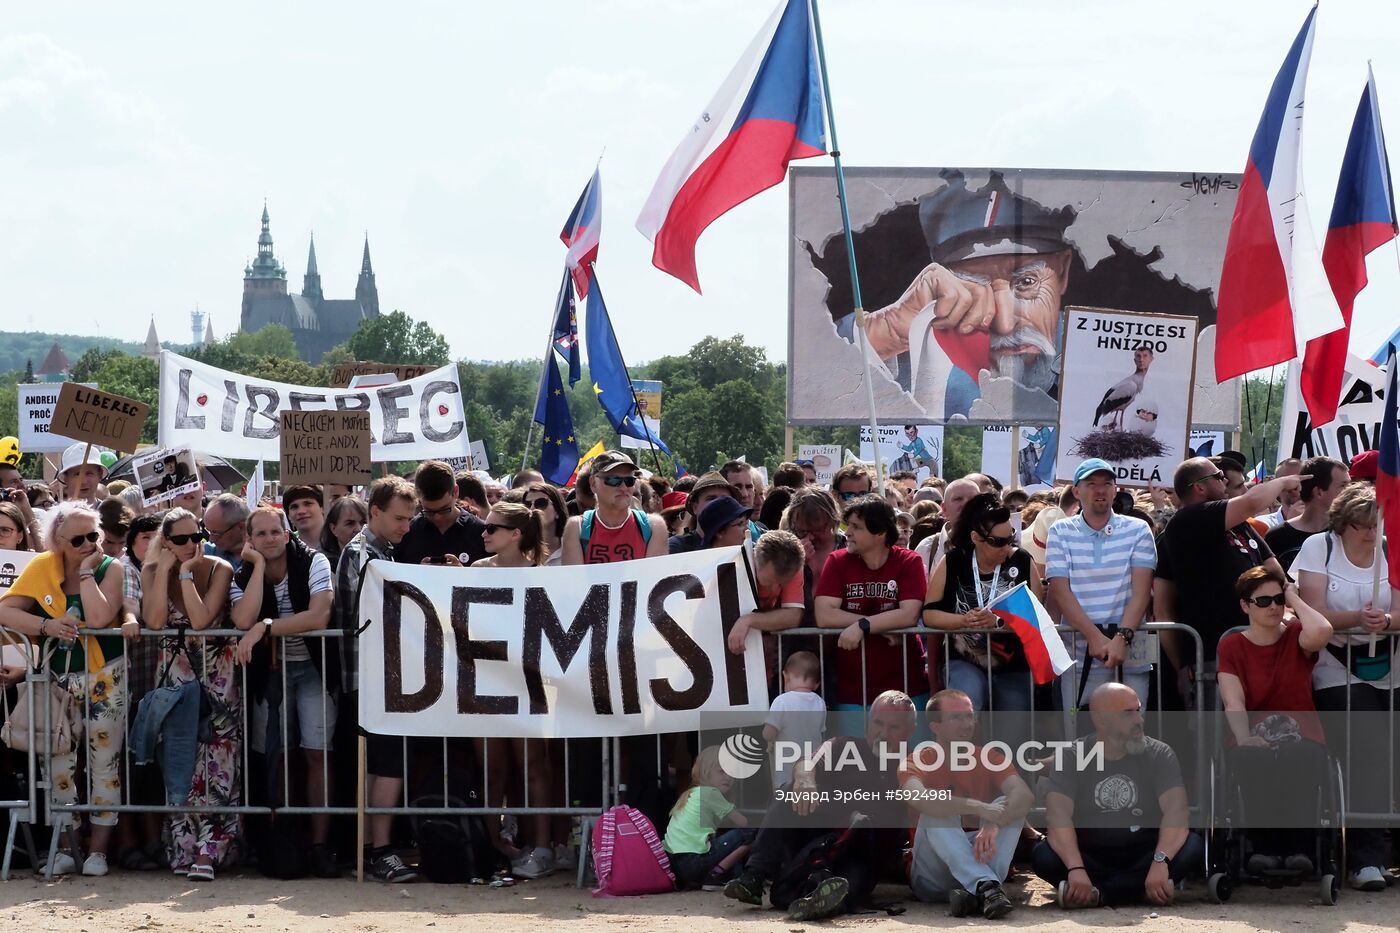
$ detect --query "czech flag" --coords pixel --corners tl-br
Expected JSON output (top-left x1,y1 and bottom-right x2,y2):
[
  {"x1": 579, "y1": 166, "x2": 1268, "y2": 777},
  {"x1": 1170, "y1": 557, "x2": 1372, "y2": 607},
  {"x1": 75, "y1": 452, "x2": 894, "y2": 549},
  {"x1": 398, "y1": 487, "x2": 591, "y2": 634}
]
[
  {"x1": 1377, "y1": 350, "x2": 1400, "y2": 590},
  {"x1": 1215, "y1": 6, "x2": 1343, "y2": 382},
  {"x1": 561, "y1": 169, "x2": 601, "y2": 298},
  {"x1": 1302, "y1": 68, "x2": 1397, "y2": 426},
  {"x1": 636, "y1": 0, "x2": 826, "y2": 293},
  {"x1": 986, "y1": 583, "x2": 1073, "y2": 685}
]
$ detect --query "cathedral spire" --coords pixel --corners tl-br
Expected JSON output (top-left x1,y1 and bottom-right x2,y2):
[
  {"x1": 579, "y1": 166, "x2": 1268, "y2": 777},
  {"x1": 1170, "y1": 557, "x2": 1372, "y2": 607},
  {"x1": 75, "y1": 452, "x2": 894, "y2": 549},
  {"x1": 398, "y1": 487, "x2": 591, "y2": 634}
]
[
  {"x1": 303, "y1": 231, "x2": 323, "y2": 303},
  {"x1": 356, "y1": 233, "x2": 380, "y2": 317},
  {"x1": 247, "y1": 201, "x2": 286, "y2": 281},
  {"x1": 143, "y1": 317, "x2": 161, "y2": 359},
  {"x1": 360, "y1": 234, "x2": 373, "y2": 275}
]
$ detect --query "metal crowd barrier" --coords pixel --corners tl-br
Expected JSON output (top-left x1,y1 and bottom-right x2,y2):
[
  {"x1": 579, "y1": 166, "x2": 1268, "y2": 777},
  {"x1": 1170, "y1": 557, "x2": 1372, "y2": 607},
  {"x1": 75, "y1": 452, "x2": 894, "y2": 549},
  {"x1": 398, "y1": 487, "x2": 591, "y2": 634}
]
[
  {"x1": 0, "y1": 632, "x2": 39, "y2": 880},
  {"x1": 4, "y1": 619, "x2": 1392, "y2": 883}
]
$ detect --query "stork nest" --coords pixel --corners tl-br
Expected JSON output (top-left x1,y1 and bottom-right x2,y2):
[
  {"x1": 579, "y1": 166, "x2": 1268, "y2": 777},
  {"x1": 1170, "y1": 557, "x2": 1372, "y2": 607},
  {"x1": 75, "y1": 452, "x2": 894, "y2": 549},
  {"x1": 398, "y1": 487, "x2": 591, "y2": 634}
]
[{"x1": 1070, "y1": 429, "x2": 1169, "y2": 461}]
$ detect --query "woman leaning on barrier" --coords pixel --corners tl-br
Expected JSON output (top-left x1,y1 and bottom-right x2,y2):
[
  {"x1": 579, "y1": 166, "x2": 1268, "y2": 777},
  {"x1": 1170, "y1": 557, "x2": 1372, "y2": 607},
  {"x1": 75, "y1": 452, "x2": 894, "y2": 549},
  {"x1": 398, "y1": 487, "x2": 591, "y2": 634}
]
[
  {"x1": 141, "y1": 507, "x2": 240, "y2": 882},
  {"x1": 1290, "y1": 482, "x2": 1400, "y2": 891},
  {"x1": 0, "y1": 502, "x2": 128, "y2": 877},
  {"x1": 473, "y1": 501, "x2": 569, "y2": 878}
]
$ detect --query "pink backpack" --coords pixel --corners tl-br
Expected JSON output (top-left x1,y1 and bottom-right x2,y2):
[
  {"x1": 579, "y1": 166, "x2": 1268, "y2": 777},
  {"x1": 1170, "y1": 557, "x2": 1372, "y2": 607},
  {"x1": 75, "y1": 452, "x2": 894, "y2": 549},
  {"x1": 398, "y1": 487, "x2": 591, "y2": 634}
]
[{"x1": 590, "y1": 805, "x2": 676, "y2": 897}]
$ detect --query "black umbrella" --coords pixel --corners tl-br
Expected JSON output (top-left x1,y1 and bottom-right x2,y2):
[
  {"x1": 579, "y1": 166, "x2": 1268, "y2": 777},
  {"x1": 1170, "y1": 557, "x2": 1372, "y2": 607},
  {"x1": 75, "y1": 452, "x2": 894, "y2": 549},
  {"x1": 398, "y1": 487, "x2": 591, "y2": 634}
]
[{"x1": 105, "y1": 452, "x2": 247, "y2": 492}]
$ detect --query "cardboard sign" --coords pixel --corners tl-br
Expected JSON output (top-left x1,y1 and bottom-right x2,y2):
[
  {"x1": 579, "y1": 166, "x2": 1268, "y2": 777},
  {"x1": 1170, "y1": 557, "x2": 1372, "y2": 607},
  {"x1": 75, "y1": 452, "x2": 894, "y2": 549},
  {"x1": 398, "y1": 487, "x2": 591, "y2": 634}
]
[
  {"x1": 48, "y1": 382, "x2": 150, "y2": 454},
  {"x1": 330, "y1": 361, "x2": 433, "y2": 388},
  {"x1": 131, "y1": 446, "x2": 201, "y2": 506},
  {"x1": 796, "y1": 444, "x2": 841, "y2": 485},
  {"x1": 279, "y1": 411, "x2": 372, "y2": 486},
  {"x1": 17, "y1": 383, "x2": 100, "y2": 454}
]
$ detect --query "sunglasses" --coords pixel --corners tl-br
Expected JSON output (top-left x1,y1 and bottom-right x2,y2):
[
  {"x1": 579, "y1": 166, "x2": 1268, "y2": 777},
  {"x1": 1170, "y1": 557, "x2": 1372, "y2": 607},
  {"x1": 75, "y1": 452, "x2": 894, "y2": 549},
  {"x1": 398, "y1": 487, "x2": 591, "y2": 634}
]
[
  {"x1": 526, "y1": 498, "x2": 553, "y2": 511},
  {"x1": 68, "y1": 532, "x2": 101, "y2": 547},
  {"x1": 167, "y1": 532, "x2": 207, "y2": 546},
  {"x1": 601, "y1": 475, "x2": 638, "y2": 488},
  {"x1": 980, "y1": 533, "x2": 1015, "y2": 548},
  {"x1": 1193, "y1": 470, "x2": 1224, "y2": 486},
  {"x1": 839, "y1": 491, "x2": 863, "y2": 501},
  {"x1": 483, "y1": 522, "x2": 519, "y2": 535},
  {"x1": 1246, "y1": 592, "x2": 1286, "y2": 608}
]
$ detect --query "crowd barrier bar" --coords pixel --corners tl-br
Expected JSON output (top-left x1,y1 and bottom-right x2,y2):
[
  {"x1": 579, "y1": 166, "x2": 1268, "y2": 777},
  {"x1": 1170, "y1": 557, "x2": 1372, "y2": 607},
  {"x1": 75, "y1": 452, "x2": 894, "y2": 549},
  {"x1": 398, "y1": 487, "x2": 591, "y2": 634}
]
[{"x1": 0, "y1": 632, "x2": 39, "y2": 880}]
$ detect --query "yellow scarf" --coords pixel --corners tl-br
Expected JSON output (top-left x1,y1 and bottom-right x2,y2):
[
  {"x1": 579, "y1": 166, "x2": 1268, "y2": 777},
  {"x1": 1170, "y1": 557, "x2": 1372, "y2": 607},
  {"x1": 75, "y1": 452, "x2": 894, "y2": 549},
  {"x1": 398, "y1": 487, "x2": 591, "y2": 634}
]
[{"x1": 0, "y1": 551, "x2": 107, "y2": 672}]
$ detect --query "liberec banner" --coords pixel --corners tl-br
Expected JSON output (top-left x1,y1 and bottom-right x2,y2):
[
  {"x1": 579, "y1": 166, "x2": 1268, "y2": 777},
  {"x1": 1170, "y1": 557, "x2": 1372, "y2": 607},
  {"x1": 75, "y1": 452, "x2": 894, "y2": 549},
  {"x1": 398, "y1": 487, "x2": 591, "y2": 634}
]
[
  {"x1": 357, "y1": 548, "x2": 766, "y2": 738},
  {"x1": 158, "y1": 350, "x2": 471, "y2": 462}
]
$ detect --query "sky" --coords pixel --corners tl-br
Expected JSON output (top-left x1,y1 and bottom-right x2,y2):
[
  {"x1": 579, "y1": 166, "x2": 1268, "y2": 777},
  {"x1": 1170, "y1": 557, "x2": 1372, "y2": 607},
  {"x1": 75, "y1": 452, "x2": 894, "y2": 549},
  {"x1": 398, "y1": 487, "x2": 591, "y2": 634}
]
[{"x1": 3, "y1": 0, "x2": 1398, "y2": 368}]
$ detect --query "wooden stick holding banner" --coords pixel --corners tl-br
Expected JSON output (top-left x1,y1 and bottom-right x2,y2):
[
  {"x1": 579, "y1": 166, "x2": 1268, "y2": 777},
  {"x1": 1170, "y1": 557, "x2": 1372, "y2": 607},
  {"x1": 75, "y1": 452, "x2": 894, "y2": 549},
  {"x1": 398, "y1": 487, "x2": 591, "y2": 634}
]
[
  {"x1": 1371, "y1": 498, "x2": 1383, "y2": 658},
  {"x1": 355, "y1": 734, "x2": 366, "y2": 884}
]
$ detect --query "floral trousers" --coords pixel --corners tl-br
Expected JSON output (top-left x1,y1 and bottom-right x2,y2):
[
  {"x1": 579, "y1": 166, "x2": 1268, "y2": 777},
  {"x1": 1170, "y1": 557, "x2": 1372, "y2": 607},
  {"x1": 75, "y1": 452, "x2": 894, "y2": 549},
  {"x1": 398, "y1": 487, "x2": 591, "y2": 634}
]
[{"x1": 48, "y1": 659, "x2": 126, "y2": 827}]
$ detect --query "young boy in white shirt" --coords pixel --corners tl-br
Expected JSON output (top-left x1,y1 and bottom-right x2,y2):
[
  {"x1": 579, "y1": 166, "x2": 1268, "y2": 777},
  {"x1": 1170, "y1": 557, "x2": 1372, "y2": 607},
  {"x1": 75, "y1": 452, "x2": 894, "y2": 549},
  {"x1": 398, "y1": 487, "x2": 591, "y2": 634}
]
[{"x1": 764, "y1": 651, "x2": 826, "y2": 789}]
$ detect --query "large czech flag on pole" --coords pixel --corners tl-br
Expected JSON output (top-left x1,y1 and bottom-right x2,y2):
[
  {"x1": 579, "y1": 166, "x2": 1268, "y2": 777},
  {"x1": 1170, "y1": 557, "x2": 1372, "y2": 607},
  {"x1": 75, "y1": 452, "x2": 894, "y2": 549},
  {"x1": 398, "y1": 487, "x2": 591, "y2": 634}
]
[
  {"x1": 636, "y1": 0, "x2": 826, "y2": 293},
  {"x1": 1215, "y1": 6, "x2": 1344, "y2": 382},
  {"x1": 1377, "y1": 350, "x2": 1400, "y2": 591},
  {"x1": 986, "y1": 583, "x2": 1073, "y2": 686},
  {"x1": 1301, "y1": 68, "x2": 1397, "y2": 426}
]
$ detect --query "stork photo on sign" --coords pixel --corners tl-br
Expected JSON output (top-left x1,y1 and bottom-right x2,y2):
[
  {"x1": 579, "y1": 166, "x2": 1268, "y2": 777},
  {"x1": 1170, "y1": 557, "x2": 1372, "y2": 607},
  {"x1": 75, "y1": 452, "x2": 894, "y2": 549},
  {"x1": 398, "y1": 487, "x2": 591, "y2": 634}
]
[{"x1": 1053, "y1": 307, "x2": 1198, "y2": 489}]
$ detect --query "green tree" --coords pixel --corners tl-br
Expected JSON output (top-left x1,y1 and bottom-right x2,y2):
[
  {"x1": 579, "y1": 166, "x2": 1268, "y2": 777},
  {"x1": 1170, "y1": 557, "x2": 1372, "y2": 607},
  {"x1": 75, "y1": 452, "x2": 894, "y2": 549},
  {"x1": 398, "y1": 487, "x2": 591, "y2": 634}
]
[
  {"x1": 1240, "y1": 373, "x2": 1286, "y2": 473},
  {"x1": 70, "y1": 347, "x2": 124, "y2": 384},
  {"x1": 347, "y1": 311, "x2": 450, "y2": 367},
  {"x1": 91, "y1": 353, "x2": 160, "y2": 444},
  {"x1": 23, "y1": 359, "x2": 34, "y2": 383}
]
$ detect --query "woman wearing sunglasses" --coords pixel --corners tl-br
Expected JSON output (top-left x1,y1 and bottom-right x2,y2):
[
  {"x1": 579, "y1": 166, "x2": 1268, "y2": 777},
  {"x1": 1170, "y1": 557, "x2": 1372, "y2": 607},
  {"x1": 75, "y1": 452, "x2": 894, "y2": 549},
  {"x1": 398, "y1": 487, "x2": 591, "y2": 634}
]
[
  {"x1": 923, "y1": 493, "x2": 1042, "y2": 712},
  {"x1": 472, "y1": 502, "x2": 566, "y2": 876},
  {"x1": 523, "y1": 482, "x2": 568, "y2": 566},
  {"x1": 1288, "y1": 481, "x2": 1400, "y2": 890},
  {"x1": 141, "y1": 507, "x2": 239, "y2": 881},
  {"x1": 0, "y1": 502, "x2": 127, "y2": 876},
  {"x1": 1216, "y1": 565, "x2": 1332, "y2": 880}
]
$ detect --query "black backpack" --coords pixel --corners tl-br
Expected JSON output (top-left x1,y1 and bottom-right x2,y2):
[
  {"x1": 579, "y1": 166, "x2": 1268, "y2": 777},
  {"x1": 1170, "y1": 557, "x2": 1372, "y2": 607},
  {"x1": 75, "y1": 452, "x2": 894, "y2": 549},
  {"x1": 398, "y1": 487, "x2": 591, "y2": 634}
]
[{"x1": 410, "y1": 793, "x2": 506, "y2": 883}]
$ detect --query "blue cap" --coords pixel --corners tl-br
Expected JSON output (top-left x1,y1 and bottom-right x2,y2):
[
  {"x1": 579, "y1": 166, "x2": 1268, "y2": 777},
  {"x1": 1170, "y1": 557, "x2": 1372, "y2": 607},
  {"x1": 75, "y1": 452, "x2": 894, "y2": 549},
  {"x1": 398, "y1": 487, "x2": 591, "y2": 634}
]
[
  {"x1": 1073, "y1": 458, "x2": 1116, "y2": 484},
  {"x1": 698, "y1": 496, "x2": 753, "y2": 547}
]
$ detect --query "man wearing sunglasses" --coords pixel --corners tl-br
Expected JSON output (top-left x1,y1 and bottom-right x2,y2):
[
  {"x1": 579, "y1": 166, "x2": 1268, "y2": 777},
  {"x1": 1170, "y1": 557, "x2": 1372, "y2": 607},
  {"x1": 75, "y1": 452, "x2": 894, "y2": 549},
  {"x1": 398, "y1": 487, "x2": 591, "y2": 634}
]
[
  {"x1": 561, "y1": 450, "x2": 667, "y2": 565},
  {"x1": 668, "y1": 472, "x2": 739, "y2": 555},
  {"x1": 1156, "y1": 457, "x2": 1299, "y2": 709},
  {"x1": 1046, "y1": 459, "x2": 1157, "y2": 714},
  {"x1": 397, "y1": 460, "x2": 486, "y2": 567}
]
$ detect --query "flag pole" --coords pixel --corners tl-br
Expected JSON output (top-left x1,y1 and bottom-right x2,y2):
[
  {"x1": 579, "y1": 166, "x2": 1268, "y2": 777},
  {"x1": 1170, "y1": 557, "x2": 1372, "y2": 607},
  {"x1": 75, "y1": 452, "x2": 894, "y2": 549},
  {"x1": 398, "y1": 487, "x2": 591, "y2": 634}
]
[
  {"x1": 592, "y1": 264, "x2": 666, "y2": 476},
  {"x1": 523, "y1": 269, "x2": 571, "y2": 473},
  {"x1": 810, "y1": 0, "x2": 885, "y2": 489}
]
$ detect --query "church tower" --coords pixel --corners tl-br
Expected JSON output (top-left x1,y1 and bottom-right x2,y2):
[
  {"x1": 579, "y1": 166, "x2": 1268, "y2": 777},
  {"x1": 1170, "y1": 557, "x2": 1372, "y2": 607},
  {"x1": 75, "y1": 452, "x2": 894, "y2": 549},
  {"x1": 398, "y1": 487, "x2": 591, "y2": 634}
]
[
  {"x1": 241, "y1": 202, "x2": 288, "y2": 329},
  {"x1": 303, "y1": 233, "x2": 323, "y2": 304},
  {"x1": 355, "y1": 235, "x2": 381, "y2": 318}
]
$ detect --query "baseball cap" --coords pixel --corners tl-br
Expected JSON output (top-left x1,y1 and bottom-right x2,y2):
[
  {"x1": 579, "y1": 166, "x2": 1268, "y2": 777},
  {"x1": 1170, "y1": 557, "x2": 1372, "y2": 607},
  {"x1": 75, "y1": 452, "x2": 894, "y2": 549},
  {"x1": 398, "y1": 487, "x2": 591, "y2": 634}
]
[
  {"x1": 1350, "y1": 449, "x2": 1378, "y2": 481},
  {"x1": 1072, "y1": 458, "x2": 1116, "y2": 484},
  {"x1": 698, "y1": 496, "x2": 753, "y2": 547},
  {"x1": 661, "y1": 490, "x2": 688, "y2": 510},
  {"x1": 589, "y1": 449, "x2": 638, "y2": 475}
]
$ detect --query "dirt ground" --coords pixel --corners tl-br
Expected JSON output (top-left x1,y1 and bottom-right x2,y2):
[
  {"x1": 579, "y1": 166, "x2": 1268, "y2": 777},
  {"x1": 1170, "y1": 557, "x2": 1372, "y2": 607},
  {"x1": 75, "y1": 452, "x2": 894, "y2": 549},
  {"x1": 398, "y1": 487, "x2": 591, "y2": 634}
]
[{"x1": 0, "y1": 870, "x2": 1395, "y2": 932}]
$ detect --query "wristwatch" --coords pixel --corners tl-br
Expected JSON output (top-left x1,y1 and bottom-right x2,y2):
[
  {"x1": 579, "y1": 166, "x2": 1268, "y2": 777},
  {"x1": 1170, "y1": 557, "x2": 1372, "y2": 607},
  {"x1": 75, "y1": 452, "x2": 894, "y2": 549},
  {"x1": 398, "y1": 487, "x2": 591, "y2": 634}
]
[
  {"x1": 1116, "y1": 627, "x2": 1136, "y2": 646},
  {"x1": 262, "y1": 617, "x2": 274, "y2": 633},
  {"x1": 178, "y1": 571, "x2": 194, "y2": 582},
  {"x1": 1153, "y1": 850, "x2": 1171, "y2": 866},
  {"x1": 857, "y1": 617, "x2": 871, "y2": 634}
]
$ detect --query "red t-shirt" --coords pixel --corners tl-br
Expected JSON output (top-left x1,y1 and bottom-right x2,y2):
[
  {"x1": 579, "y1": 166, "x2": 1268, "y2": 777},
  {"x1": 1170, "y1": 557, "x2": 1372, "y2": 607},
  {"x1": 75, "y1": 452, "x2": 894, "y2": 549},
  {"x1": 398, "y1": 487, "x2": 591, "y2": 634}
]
[
  {"x1": 584, "y1": 510, "x2": 649, "y2": 564},
  {"x1": 899, "y1": 742, "x2": 1014, "y2": 831},
  {"x1": 1216, "y1": 621, "x2": 1325, "y2": 745},
  {"x1": 815, "y1": 546, "x2": 928, "y2": 705}
]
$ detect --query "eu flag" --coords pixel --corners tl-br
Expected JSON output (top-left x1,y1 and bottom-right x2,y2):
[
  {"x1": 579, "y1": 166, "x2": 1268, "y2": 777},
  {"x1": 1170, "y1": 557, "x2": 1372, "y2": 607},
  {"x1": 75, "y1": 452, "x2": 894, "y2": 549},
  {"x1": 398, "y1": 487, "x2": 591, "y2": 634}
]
[
  {"x1": 551, "y1": 267, "x2": 581, "y2": 386},
  {"x1": 585, "y1": 274, "x2": 671, "y2": 454},
  {"x1": 533, "y1": 349, "x2": 579, "y2": 486}
]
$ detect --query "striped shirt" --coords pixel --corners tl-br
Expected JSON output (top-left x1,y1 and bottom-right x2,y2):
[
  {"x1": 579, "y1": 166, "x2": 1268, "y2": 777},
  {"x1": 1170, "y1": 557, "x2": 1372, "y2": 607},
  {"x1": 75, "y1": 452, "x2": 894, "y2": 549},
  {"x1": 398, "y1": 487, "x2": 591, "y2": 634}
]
[
  {"x1": 230, "y1": 550, "x2": 333, "y2": 663},
  {"x1": 1045, "y1": 513, "x2": 1156, "y2": 667}
]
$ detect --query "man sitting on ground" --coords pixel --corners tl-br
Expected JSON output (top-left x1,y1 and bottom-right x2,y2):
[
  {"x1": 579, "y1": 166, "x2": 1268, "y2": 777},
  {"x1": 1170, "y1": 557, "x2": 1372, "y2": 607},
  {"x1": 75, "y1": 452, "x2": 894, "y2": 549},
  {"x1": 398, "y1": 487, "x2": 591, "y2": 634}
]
[
  {"x1": 1032, "y1": 682, "x2": 1202, "y2": 908},
  {"x1": 901, "y1": 689, "x2": 1032, "y2": 918}
]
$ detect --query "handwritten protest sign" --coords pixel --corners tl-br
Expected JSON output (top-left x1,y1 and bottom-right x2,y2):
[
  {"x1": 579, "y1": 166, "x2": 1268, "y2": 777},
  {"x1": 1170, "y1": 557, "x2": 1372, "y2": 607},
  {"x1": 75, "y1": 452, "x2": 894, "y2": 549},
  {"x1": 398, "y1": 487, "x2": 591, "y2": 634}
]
[
  {"x1": 48, "y1": 382, "x2": 150, "y2": 454},
  {"x1": 279, "y1": 411, "x2": 371, "y2": 486}
]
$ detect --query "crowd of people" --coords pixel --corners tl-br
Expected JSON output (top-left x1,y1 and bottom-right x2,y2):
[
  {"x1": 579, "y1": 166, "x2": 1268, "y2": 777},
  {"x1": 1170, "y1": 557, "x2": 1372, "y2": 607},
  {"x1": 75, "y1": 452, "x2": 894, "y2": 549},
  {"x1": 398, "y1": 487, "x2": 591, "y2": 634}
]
[{"x1": 0, "y1": 440, "x2": 1396, "y2": 921}]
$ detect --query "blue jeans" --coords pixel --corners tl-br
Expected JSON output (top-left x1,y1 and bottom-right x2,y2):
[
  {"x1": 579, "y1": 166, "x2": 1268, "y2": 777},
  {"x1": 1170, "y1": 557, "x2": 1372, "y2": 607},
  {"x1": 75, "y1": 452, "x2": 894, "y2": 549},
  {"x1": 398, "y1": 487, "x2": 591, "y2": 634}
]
[
  {"x1": 946, "y1": 660, "x2": 1033, "y2": 711},
  {"x1": 669, "y1": 827, "x2": 757, "y2": 888}
]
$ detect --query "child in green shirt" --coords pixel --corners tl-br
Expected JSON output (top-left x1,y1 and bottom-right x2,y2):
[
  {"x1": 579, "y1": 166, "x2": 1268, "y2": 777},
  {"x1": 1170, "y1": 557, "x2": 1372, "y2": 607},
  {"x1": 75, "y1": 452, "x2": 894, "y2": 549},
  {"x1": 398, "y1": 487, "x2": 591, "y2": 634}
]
[{"x1": 663, "y1": 745, "x2": 755, "y2": 890}]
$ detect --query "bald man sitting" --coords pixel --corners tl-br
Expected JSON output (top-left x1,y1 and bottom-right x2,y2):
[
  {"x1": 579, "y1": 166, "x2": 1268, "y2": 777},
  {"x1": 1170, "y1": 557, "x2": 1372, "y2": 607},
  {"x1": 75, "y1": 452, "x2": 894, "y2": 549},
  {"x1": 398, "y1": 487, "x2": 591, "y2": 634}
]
[{"x1": 1032, "y1": 683, "x2": 1202, "y2": 908}]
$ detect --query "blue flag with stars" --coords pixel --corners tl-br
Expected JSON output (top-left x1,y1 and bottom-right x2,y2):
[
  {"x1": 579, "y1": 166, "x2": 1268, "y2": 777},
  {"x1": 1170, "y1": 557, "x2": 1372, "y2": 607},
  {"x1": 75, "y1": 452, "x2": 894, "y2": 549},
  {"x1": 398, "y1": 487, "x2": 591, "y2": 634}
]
[
  {"x1": 551, "y1": 267, "x2": 581, "y2": 386},
  {"x1": 533, "y1": 349, "x2": 579, "y2": 485},
  {"x1": 585, "y1": 274, "x2": 671, "y2": 454}
]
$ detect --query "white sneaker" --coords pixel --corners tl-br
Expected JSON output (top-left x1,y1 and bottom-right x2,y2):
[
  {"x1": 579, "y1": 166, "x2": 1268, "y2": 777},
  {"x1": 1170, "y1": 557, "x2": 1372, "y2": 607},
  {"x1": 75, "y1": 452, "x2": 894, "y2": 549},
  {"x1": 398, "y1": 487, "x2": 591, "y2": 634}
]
[
  {"x1": 81, "y1": 853, "x2": 109, "y2": 877},
  {"x1": 511, "y1": 848, "x2": 557, "y2": 879},
  {"x1": 1349, "y1": 865, "x2": 1386, "y2": 891},
  {"x1": 46, "y1": 852, "x2": 77, "y2": 876}
]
